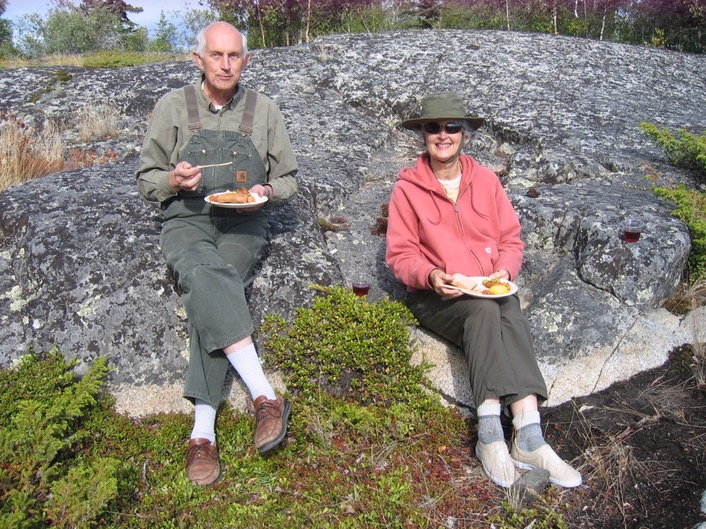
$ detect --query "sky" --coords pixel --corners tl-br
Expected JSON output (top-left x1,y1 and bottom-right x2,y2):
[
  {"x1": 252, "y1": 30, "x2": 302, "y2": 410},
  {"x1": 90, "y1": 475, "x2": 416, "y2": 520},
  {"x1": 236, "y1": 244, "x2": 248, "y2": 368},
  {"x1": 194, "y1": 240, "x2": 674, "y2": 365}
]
[{"x1": 3, "y1": 0, "x2": 202, "y2": 32}]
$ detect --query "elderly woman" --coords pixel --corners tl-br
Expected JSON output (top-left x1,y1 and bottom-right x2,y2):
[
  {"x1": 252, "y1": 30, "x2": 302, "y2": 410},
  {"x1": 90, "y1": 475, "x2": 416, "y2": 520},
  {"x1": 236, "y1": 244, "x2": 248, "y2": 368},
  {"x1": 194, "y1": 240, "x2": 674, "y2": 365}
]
[{"x1": 385, "y1": 92, "x2": 581, "y2": 488}]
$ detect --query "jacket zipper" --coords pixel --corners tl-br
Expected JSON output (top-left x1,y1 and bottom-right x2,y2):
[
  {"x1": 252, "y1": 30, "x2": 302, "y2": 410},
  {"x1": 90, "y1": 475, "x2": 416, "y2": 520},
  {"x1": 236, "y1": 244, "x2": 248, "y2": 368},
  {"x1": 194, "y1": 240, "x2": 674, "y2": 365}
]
[{"x1": 453, "y1": 190, "x2": 486, "y2": 275}]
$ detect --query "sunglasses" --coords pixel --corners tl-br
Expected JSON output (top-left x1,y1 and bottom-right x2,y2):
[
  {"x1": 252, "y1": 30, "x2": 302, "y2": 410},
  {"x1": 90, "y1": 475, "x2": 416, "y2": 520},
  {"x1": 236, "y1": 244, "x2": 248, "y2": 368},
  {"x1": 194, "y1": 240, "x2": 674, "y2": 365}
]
[{"x1": 423, "y1": 122, "x2": 464, "y2": 135}]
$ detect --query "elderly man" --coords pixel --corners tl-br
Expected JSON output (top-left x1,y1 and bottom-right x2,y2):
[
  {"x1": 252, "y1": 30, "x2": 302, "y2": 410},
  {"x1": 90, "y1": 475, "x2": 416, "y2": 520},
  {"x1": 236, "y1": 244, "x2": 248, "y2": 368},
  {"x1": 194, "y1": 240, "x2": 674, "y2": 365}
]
[{"x1": 136, "y1": 21, "x2": 297, "y2": 486}]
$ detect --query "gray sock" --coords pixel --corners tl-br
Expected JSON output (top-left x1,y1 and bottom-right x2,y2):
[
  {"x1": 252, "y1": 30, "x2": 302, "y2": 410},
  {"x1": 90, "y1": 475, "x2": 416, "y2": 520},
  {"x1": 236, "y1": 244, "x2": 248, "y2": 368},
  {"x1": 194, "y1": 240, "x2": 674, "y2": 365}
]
[
  {"x1": 515, "y1": 423, "x2": 546, "y2": 452},
  {"x1": 478, "y1": 414, "x2": 504, "y2": 444}
]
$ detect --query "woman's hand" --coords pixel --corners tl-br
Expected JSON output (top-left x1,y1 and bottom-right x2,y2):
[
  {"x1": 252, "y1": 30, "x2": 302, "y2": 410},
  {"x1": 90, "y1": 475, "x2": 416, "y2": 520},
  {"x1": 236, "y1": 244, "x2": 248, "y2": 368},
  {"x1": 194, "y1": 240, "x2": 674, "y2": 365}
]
[
  {"x1": 488, "y1": 269, "x2": 510, "y2": 281},
  {"x1": 169, "y1": 161, "x2": 201, "y2": 192},
  {"x1": 429, "y1": 268, "x2": 463, "y2": 298}
]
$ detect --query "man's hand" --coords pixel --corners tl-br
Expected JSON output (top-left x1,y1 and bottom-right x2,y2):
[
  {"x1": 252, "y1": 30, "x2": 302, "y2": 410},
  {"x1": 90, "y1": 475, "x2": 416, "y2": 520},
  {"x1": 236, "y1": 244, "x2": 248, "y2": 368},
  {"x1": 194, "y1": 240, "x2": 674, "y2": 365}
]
[
  {"x1": 428, "y1": 268, "x2": 463, "y2": 298},
  {"x1": 232, "y1": 184, "x2": 271, "y2": 212},
  {"x1": 250, "y1": 183, "x2": 272, "y2": 200},
  {"x1": 169, "y1": 162, "x2": 202, "y2": 192}
]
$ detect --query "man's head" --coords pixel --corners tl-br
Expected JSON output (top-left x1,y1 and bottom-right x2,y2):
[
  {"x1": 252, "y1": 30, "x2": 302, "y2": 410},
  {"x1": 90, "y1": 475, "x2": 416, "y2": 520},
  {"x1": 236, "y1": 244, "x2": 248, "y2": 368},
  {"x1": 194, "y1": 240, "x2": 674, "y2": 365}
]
[{"x1": 193, "y1": 22, "x2": 250, "y2": 105}]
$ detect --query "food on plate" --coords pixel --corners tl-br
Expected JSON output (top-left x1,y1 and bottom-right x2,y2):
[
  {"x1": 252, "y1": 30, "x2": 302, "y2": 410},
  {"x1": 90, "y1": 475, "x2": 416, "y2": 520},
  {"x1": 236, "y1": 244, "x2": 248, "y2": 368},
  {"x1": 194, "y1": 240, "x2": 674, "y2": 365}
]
[
  {"x1": 209, "y1": 187, "x2": 256, "y2": 204},
  {"x1": 482, "y1": 278, "x2": 512, "y2": 295}
]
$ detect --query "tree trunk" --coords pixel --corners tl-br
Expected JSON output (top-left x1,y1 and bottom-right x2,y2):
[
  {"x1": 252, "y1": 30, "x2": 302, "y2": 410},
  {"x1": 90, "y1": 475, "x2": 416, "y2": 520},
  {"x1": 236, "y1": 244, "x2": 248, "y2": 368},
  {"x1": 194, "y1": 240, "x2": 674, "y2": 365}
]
[
  {"x1": 258, "y1": 5, "x2": 266, "y2": 48},
  {"x1": 305, "y1": 0, "x2": 312, "y2": 43}
]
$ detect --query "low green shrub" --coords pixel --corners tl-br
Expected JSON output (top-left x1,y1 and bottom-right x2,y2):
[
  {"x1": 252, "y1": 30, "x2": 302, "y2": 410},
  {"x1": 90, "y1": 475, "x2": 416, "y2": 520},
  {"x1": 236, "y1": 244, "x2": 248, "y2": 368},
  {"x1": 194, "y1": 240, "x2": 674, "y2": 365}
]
[
  {"x1": 0, "y1": 348, "x2": 122, "y2": 527},
  {"x1": 260, "y1": 285, "x2": 435, "y2": 409},
  {"x1": 640, "y1": 122, "x2": 706, "y2": 179},
  {"x1": 654, "y1": 185, "x2": 706, "y2": 280},
  {"x1": 642, "y1": 123, "x2": 706, "y2": 281},
  {"x1": 81, "y1": 50, "x2": 184, "y2": 69},
  {"x1": 0, "y1": 298, "x2": 572, "y2": 528},
  {"x1": 489, "y1": 499, "x2": 568, "y2": 529}
]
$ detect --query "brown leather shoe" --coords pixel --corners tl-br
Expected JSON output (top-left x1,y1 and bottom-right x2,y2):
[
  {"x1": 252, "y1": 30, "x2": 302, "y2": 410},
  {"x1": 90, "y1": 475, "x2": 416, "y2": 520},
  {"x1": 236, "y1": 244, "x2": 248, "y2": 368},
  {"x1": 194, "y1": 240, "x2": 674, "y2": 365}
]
[
  {"x1": 186, "y1": 438, "x2": 221, "y2": 486},
  {"x1": 253, "y1": 394, "x2": 291, "y2": 454}
]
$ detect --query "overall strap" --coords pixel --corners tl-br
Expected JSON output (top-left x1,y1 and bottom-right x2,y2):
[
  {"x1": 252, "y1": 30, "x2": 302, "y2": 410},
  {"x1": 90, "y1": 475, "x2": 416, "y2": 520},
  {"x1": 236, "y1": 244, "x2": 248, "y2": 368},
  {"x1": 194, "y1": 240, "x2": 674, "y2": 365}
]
[
  {"x1": 239, "y1": 89, "x2": 257, "y2": 135},
  {"x1": 183, "y1": 85, "x2": 202, "y2": 132}
]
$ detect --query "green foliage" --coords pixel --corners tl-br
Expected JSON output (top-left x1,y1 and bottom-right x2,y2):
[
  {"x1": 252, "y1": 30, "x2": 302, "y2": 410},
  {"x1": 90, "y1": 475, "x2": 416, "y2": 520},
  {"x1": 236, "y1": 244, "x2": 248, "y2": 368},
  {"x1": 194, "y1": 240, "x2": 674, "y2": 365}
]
[
  {"x1": 0, "y1": 348, "x2": 119, "y2": 527},
  {"x1": 489, "y1": 499, "x2": 568, "y2": 529},
  {"x1": 13, "y1": 4, "x2": 146, "y2": 57},
  {"x1": 81, "y1": 50, "x2": 181, "y2": 68},
  {"x1": 641, "y1": 122, "x2": 706, "y2": 281},
  {"x1": 148, "y1": 13, "x2": 179, "y2": 52},
  {"x1": 45, "y1": 457, "x2": 120, "y2": 529},
  {"x1": 0, "y1": 339, "x2": 569, "y2": 528},
  {"x1": 23, "y1": 9, "x2": 118, "y2": 55},
  {"x1": 261, "y1": 285, "x2": 435, "y2": 408},
  {"x1": 654, "y1": 185, "x2": 706, "y2": 280},
  {"x1": 177, "y1": 7, "x2": 218, "y2": 51},
  {"x1": 0, "y1": 17, "x2": 12, "y2": 53},
  {"x1": 1, "y1": 0, "x2": 704, "y2": 58},
  {"x1": 640, "y1": 123, "x2": 706, "y2": 178}
]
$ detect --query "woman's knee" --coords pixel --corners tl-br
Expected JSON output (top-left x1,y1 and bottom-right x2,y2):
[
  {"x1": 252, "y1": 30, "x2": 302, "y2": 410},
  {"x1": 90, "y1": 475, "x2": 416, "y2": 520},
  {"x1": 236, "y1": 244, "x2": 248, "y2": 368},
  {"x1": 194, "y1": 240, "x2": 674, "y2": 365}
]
[{"x1": 461, "y1": 299, "x2": 501, "y2": 324}]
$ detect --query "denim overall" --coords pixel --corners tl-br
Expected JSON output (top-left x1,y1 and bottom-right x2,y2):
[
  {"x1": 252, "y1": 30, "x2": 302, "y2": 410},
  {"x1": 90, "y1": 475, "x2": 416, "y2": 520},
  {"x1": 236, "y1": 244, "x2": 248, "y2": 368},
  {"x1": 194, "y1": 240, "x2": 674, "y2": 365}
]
[{"x1": 160, "y1": 86, "x2": 269, "y2": 407}]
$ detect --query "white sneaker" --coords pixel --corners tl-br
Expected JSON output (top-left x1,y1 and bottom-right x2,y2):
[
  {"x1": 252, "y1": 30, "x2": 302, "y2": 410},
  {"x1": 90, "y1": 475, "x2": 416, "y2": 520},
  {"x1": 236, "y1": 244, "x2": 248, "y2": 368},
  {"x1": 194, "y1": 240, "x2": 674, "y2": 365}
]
[
  {"x1": 510, "y1": 441, "x2": 582, "y2": 488},
  {"x1": 475, "y1": 440, "x2": 520, "y2": 488}
]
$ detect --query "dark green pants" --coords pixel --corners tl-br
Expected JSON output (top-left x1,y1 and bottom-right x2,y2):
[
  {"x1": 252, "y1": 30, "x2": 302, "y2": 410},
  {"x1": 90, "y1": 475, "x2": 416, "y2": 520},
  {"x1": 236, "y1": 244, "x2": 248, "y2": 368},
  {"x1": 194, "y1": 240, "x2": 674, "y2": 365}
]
[
  {"x1": 160, "y1": 210, "x2": 268, "y2": 408},
  {"x1": 407, "y1": 291, "x2": 547, "y2": 409}
]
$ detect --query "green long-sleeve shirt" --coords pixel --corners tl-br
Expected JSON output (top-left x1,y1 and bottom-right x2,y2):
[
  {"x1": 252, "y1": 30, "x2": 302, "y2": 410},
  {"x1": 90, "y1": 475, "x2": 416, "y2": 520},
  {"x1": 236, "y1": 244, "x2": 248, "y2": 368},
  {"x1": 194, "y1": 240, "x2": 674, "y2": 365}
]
[{"x1": 136, "y1": 78, "x2": 298, "y2": 204}]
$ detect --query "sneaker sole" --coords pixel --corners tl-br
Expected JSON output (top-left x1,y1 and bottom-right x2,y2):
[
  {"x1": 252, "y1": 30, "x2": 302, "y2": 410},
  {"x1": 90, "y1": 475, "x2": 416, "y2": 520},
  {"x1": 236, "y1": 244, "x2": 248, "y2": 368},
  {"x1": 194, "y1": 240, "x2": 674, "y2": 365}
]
[{"x1": 257, "y1": 399, "x2": 292, "y2": 455}]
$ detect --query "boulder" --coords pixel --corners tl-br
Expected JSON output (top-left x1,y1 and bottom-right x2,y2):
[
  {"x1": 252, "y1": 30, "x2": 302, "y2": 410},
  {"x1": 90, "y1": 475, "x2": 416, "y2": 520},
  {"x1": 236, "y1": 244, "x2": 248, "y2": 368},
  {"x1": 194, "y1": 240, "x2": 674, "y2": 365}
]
[{"x1": 1, "y1": 30, "x2": 705, "y2": 415}]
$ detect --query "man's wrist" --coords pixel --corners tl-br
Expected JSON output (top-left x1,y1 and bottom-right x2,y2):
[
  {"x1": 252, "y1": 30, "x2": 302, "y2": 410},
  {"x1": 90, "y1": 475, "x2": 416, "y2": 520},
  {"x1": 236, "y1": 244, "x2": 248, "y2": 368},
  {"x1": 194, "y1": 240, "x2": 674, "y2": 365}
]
[{"x1": 264, "y1": 184, "x2": 273, "y2": 199}]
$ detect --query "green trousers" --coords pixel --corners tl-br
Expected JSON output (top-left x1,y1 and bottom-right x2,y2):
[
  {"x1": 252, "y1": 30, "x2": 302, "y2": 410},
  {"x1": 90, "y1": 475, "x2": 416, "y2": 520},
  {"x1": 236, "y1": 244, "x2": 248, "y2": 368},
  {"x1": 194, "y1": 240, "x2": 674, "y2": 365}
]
[
  {"x1": 407, "y1": 291, "x2": 547, "y2": 409},
  {"x1": 160, "y1": 210, "x2": 268, "y2": 408}
]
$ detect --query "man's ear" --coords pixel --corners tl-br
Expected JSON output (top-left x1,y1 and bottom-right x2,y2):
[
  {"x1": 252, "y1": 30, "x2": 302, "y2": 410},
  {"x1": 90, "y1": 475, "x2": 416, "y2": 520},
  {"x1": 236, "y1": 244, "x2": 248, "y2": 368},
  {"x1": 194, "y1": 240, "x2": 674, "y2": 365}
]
[
  {"x1": 192, "y1": 51, "x2": 204, "y2": 71},
  {"x1": 242, "y1": 53, "x2": 251, "y2": 69}
]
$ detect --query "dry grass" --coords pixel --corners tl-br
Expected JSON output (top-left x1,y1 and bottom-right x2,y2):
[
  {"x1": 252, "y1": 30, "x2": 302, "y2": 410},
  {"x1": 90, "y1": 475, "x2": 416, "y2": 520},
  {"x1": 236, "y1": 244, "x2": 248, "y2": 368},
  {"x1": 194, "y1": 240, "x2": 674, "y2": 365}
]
[
  {"x1": 0, "y1": 52, "x2": 191, "y2": 69},
  {"x1": 665, "y1": 277, "x2": 706, "y2": 315},
  {"x1": 0, "y1": 114, "x2": 65, "y2": 191},
  {"x1": 1, "y1": 109, "x2": 121, "y2": 192},
  {"x1": 664, "y1": 277, "x2": 706, "y2": 389},
  {"x1": 0, "y1": 54, "x2": 84, "y2": 69},
  {"x1": 78, "y1": 104, "x2": 120, "y2": 142}
]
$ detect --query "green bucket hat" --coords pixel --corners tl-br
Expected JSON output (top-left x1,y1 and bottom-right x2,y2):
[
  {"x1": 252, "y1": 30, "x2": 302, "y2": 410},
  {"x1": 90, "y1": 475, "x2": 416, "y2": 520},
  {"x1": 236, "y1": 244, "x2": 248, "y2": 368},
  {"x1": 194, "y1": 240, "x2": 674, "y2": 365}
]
[{"x1": 401, "y1": 92, "x2": 484, "y2": 131}]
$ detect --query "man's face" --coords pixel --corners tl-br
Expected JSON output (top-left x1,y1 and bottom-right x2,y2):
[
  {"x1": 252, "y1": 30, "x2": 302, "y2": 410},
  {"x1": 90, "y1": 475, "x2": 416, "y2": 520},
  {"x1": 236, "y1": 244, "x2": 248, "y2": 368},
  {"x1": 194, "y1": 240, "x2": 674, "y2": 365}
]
[{"x1": 193, "y1": 24, "x2": 250, "y2": 101}]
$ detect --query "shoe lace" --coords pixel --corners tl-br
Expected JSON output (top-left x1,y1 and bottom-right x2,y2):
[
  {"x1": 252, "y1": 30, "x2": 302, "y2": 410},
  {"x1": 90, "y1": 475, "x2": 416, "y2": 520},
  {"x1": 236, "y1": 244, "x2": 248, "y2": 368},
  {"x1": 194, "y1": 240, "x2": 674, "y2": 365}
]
[
  {"x1": 189, "y1": 443, "x2": 212, "y2": 464},
  {"x1": 255, "y1": 399, "x2": 281, "y2": 422}
]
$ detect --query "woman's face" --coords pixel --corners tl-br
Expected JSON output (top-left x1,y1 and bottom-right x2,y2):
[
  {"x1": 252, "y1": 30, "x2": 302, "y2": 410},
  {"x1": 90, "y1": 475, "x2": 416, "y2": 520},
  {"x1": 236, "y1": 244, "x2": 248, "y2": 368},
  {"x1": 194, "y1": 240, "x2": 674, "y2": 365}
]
[{"x1": 423, "y1": 121, "x2": 465, "y2": 163}]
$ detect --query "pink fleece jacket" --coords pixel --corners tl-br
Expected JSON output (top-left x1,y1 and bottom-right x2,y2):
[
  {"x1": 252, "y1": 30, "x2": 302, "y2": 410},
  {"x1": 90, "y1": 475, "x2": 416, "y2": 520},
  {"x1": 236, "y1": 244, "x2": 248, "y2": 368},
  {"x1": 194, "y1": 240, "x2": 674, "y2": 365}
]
[{"x1": 385, "y1": 153, "x2": 524, "y2": 292}]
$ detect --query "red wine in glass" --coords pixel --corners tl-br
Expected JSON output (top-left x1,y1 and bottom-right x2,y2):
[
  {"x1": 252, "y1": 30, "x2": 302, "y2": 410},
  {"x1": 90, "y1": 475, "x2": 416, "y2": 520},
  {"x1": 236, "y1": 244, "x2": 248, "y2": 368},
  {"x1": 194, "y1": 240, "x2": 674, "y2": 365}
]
[{"x1": 352, "y1": 282, "x2": 370, "y2": 297}]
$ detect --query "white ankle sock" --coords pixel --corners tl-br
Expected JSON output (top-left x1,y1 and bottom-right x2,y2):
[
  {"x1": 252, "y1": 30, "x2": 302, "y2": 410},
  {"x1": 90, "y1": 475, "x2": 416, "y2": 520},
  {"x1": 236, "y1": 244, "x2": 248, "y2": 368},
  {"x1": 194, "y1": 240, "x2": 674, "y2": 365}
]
[
  {"x1": 512, "y1": 410, "x2": 545, "y2": 452},
  {"x1": 226, "y1": 343, "x2": 276, "y2": 401},
  {"x1": 191, "y1": 399, "x2": 217, "y2": 444},
  {"x1": 512, "y1": 410, "x2": 541, "y2": 429},
  {"x1": 477, "y1": 401, "x2": 502, "y2": 417}
]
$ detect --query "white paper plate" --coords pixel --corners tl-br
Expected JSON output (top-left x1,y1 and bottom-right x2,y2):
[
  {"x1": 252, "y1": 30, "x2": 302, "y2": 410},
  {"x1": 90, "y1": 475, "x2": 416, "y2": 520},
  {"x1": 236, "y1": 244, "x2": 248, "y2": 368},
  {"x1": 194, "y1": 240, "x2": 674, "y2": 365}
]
[
  {"x1": 447, "y1": 276, "x2": 518, "y2": 299},
  {"x1": 204, "y1": 192, "x2": 267, "y2": 208}
]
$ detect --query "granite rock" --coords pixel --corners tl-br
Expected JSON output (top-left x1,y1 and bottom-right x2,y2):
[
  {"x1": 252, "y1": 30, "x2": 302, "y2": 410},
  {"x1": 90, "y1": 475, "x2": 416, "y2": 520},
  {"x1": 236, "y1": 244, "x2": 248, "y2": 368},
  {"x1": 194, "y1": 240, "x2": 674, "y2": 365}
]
[{"x1": 1, "y1": 30, "x2": 705, "y2": 415}]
